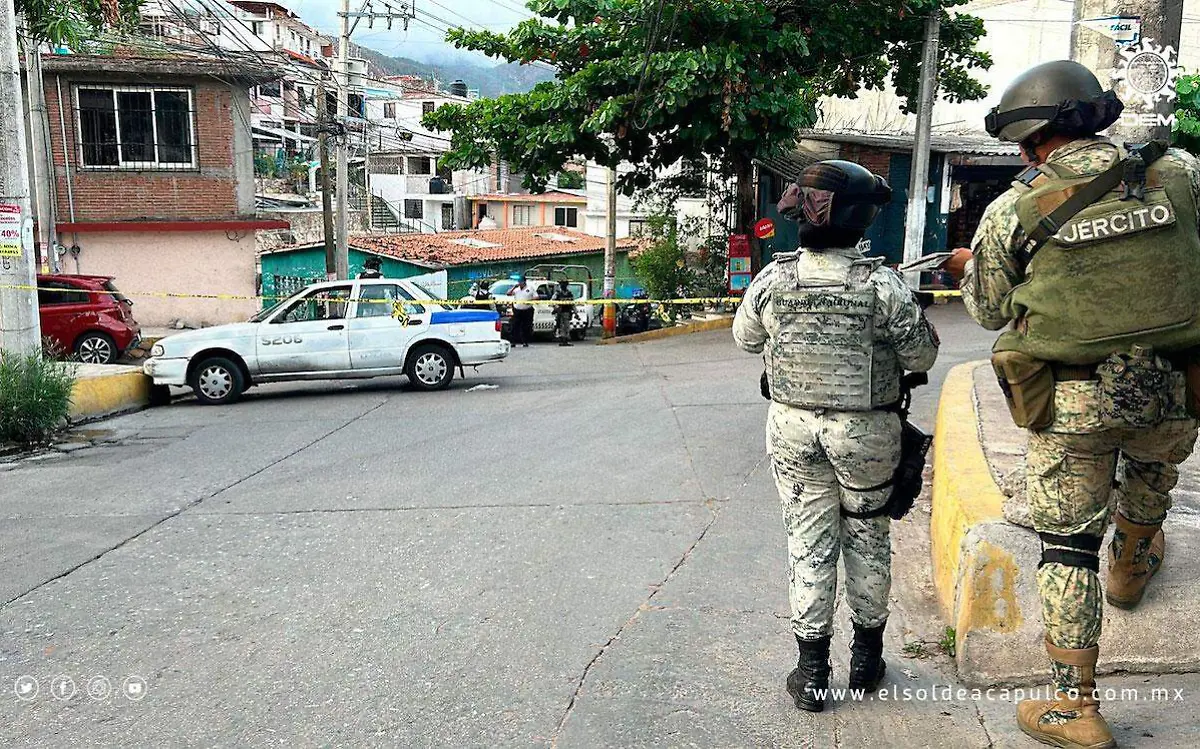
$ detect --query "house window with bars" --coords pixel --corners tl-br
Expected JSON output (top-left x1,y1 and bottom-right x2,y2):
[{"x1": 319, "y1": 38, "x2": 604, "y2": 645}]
[
  {"x1": 512, "y1": 204, "x2": 534, "y2": 226},
  {"x1": 76, "y1": 86, "x2": 197, "y2": 169},
  {"x1": 404, "y1": 199, "x2": 424, "y2": 219},
  {"x1": 422, "y1": 101, "x2": 435, "y2": 116},
  {"x1": 383, "y1": 102, "x2": 396, "y2": 119}
]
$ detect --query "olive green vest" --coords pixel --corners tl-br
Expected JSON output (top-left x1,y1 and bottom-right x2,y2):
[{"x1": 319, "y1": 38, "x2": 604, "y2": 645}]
[{"x1": 995, "y1": 151, "x2": 1200, "y2": 364}]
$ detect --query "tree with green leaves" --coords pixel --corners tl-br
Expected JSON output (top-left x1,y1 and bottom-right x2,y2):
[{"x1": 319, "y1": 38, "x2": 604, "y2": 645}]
[
  {"x1": 1175, "y1": 74, "x2": 1200, "y2": 156},
  {"x1": 16, "y1": 0, "x2": 141, "y2": 47},
  {"x1": 426, "y1": 0, "x2": 991, "y2": 239}
]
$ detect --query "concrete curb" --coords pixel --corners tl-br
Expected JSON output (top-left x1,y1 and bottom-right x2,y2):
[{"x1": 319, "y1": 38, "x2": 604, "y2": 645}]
[
  {"x1": 930, "y1": 360, "x2": 1200, "y2": 686},
  {"x1": 596, "y1": 316, "x2": 734, "y2": 345},
  {"x1": 69, "y1": 369, "x2": 153, "y2": 422}
]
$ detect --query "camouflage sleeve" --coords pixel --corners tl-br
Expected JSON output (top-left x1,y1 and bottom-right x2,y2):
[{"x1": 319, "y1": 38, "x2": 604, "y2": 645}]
[
  {"x1": 1162, "y1": 147, "x2": 1200, "y2": 223},
  {"x1": 872, "y1": 267, "x2": 939, "y2": 373},
  {"x1": 962, "y1": 189, "x2": 1025, "y2": 331},
  {"x1": 733, "y1": 262, "x2": 777, "y2": 354}
]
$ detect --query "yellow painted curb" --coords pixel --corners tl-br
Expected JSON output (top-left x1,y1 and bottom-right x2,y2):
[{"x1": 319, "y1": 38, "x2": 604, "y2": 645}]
[
  {"x1": 596, "y1": 316, "x2": 734, "y2": 345},
  {"x1": 930, "y1": 361, "x2": 1007, "y2": 623},
  {"x1": 69, "y1": 371, "x2": 152, "y2": 421}
]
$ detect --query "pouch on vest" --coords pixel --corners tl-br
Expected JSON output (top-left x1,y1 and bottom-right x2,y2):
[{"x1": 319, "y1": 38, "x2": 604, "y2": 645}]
[
  {"x1": 991, "y1": 350, "x2": 1055, "y2": 430},
  {"x1": 1186, "y1": 352, "x2": 1200, "y2": 419},
  {"x1": 1096, "y1": 347, "x2": 1172, "y2": 428}
]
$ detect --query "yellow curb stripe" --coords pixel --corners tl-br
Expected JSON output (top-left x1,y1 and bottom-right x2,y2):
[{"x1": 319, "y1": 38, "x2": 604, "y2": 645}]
[
  {"x1": 930, "y1": 361, "x2": 1007, "y2": 623},
  {"x1": 69, "y1": 372, "x2": 152, "y2": 421},
  {"x1": 596, "y1": 317, "x2": 734, "y2": 344}
]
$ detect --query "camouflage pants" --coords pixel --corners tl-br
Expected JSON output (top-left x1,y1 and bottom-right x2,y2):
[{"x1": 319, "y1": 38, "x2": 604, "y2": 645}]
[
  {"x1": 1028, "y1": 417, "x2": 1198, "y2": 689},
  {"x1": 555, "y1": 313, "x2": 572, "y2": 342},
  {"x1": 767, "y1": 402, "x2": 899, "y2": 640}
]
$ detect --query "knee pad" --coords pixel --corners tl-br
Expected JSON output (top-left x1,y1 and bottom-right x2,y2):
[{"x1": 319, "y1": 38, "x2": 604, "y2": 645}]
[{"x1": 1037, "y1": 531, "x2": 1102, "y2": 573}]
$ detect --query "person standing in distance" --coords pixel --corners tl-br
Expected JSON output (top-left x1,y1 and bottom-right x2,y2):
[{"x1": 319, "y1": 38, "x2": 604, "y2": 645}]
[
  {"x1": 510, "y1": 276, "x2": 536, "y2": 347},
  {"x1": 945, "y1": 59, "x2": 1200, "y2": 749},
  {"x1": 734, "y1": 160, "x2": 939, "y2": 713},
  {"x1": 552, "y1": 278, "x2": 576, "y2": 347}
]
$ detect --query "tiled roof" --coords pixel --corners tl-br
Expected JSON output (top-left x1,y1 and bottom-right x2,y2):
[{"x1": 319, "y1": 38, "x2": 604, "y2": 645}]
[
  {"x1": 272, "y1": 227, "x2": 640, "y2": 266},
  {"x1": 475, "y1": 191, "x2": 587, "y2": 204}
]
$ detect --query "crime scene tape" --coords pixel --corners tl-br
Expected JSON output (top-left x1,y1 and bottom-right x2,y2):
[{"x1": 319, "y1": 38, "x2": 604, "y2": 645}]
[{"x1": 0, "y1": 283, "x2": 963, "y2": 306}]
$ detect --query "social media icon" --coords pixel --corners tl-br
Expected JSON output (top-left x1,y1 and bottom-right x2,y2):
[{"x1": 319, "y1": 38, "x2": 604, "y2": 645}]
[
  {"x1": 122, "y1": 676, "x2": 147, "y2": 702},
  {"x1": 14, "y1": 676, "x2": 39, "y2": 701},
  {"x1": 50, "y1": 675, "x2": 76, "y2": 701},
  {"x1": 87, "y1": 675, "x2": 112, "y2": 701}
]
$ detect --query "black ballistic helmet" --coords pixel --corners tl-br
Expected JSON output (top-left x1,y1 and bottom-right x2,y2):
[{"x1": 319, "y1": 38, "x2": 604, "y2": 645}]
[
  {"x1": 985, "y1": 60, "x2": 1124, "y2": 143},
  {"x1": 778, "y1": 160, "x2": 891, "y2": 232}
]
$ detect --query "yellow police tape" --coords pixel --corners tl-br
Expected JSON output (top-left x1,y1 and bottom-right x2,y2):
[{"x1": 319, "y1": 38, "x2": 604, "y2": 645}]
[{"x1": 0, "y1": 283, "x2": 965, "y2": 307}]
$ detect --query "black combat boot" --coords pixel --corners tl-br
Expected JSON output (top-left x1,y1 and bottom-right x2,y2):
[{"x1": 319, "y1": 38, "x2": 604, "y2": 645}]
[
  {"x1": 786, "y1": 634, "x2": 832, "y2": 712},
  {"x1": 848, "y1": 621, "x2": 887, "y2": 692}
]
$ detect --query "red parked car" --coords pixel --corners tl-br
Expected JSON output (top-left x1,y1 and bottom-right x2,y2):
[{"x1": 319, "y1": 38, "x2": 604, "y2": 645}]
[{"x1": 37, "y1": 274, "x2": 141, "y2": 364}]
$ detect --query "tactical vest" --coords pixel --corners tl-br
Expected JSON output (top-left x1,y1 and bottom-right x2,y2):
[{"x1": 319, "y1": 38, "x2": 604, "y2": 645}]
[
  {"x1": 766, "y1": 256, "x2": 901, "y2": 411},
  {"x1": 995, "y1": 150, "x2": 1200, "y2": 364}
]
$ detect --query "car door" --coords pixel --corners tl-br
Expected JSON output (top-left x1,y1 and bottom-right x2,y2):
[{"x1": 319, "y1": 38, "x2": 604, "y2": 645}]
[
  {"x1": 347, "y1": 282, "x2": 429, "y2": 372},
  {"x1": 533, "y1": 282, "x2": 555, "y2": 331},
  {"x1": 257, "y1": 285, "x2": 353, "y2": 375},
  {"x1": 37, "y1": 280, "x2": 94, "y2": 356}
]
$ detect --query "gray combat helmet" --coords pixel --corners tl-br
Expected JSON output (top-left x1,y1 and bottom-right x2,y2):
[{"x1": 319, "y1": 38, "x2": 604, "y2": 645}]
[{"x1": 985, "y1": 60, "x2": 1108, "y2": 143}]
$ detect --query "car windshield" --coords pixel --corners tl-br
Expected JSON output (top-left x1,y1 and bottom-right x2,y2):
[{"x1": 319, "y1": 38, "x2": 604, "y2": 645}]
[
  {"x1": 249, "y1": 296, "x2": 292, "y2": 322},
  {"x1": 489, "y1": 280, "x2": 519, "y2": 296}
]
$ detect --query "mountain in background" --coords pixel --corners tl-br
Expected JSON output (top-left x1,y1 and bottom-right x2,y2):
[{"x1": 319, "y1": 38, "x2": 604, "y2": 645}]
[{"x1": 354, "y1": 44, "x2": 556, "y2": 98}]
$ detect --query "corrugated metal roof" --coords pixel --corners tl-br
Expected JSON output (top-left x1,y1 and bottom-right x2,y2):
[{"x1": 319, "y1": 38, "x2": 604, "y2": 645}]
[{"x1": 798, "y1": 129, "x2": 1020, "y2": 156}]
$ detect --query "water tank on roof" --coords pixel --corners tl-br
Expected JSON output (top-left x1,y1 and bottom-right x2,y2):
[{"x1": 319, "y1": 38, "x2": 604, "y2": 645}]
[{"x1": 449, "y1": 79, "x2": 469, "y2": 98}]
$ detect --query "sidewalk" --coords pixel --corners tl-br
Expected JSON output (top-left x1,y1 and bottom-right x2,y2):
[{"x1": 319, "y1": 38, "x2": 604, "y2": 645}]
[{"x1": 931, "y1": 361, "x2": 1200, "y2": 685}]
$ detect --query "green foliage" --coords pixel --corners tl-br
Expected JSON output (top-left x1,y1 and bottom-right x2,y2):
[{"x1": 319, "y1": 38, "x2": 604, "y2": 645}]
[
  {"x1": 556, "y1": 170, "x2": 585, "y2": 189},
  {"x1": 632, "y1": 200, "x2": 730, "y2": 321},
  {"x1": 1174, "y1": 74, "x2": 1200, "y2": 155},
  {"x1": 424, "y1": 0, "x2": 991, "y2": 197},
  {"x1": 0, "y1": 350, "x2": 77, "y2": 446},
  {"x1": 16, "y1": 0, "x2": 143, "y2": 47}
]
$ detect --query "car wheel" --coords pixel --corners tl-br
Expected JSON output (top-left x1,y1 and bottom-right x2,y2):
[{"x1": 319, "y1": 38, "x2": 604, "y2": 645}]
[
  {"x1": 189, "y1": 356, "x2": 245, "y2": 405},
  {"x1": 406, "y1": 343, "x2": 454, "y2": 391},
  {"x1": 74, "y1": 332, "x2": 118, "y2": 364}
]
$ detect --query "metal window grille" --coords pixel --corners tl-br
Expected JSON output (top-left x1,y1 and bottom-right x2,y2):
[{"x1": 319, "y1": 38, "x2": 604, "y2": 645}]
[
  {"x1": 272, "y1": 274, "x2": 324, "y2": 301},
  {"x1": 512, "y1": 205, "x2": 533, "y2": 226},
  {"x1": 75, "y1": 85, "x2": 198, "y2": 171},
  {"x1": 403, "y1": 199, "x2": 424, "y2": 219}
]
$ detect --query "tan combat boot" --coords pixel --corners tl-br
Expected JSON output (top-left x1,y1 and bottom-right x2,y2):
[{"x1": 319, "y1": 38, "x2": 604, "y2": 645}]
[
  {"x1": 1016, "y1": 640, "x2": 1115, "y2": 749},
  {"x1": 1106, "y1": 512, "x2": 1165, "y2": 610}
]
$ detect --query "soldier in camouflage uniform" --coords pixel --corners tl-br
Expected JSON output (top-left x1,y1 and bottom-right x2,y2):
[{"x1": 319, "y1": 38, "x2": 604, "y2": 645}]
[
  {"x1": 552, "y1": 278, "x2": 575, "y2": 346},
  {"x1": 947, "y1": 60, "x2": 1200, "y2": 749},
  {"x1": 734, "y1": 160, "x2": 939, "y2": 713}
]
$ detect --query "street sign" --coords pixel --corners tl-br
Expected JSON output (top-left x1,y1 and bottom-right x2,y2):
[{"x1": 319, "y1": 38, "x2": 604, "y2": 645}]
[
  {"x1": 754, "y1": 218, "x2": 776, "y2": 240},
  {"x1": 1078, "y1": 16, "x2": 1141, "y2": 45},
  {"x1": 0, "y1": 205, "x2": 22, "y2": 257}
]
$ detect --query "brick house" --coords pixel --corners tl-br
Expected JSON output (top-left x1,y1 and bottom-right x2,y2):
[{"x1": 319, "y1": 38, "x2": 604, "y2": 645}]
[{"x1": 29, "y1": 53, "x2": 287, "y2": 326}]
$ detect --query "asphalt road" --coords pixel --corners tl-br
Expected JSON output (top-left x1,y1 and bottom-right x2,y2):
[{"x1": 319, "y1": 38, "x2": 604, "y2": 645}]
[{"x1": 3, "y1": 304, "x2": 1196, "y2": 747}]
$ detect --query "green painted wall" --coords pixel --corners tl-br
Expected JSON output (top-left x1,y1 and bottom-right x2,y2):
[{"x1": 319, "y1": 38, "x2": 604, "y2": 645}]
[
  {"x1": 445, "y1": 251, "x2": 638, "y2": 299},
  {"x1": 260, "y1": 246, "x2": 639, "y2": 306},
  {"x1": 260, "y1": 248, "x2": 430, "y2": 307}
]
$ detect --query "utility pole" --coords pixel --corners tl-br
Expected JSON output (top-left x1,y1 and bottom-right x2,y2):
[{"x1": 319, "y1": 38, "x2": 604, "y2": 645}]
[
  {"x1": 902, "y1": 11, "x2": 940, "y2": 289},
  {"x1": 318, "y1": 76, "x2": 336, "y2": 280},
  {"x1": 23, "y1": 32, "x2": 56, "y2": 273},
  {"x1": 0, "y1": 3, "x2": 41, "y2": 354},
  {"x1": 1071, "y1": 0, "x2": 1182, "y2": 144},
  {"x1": 336, "y1": 0, "x2": 415, "y2": 277},
  {"x1": 336, "y1": 0, "x2": 351, "y2": 281},
  {"x1": 603, "y1": 165, "x2": 617, "y2": 338}
]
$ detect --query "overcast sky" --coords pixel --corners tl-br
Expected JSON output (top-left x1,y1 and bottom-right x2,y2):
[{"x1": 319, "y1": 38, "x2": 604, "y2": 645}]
[{"x1": 284, "y1": 0, "x2": 536, "y2": 64}]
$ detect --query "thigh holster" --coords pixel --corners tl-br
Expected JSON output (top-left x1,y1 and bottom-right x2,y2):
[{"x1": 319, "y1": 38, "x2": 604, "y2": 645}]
[{"x1": 1038, "y1": 531, "x2": 1103, "y2": 573}]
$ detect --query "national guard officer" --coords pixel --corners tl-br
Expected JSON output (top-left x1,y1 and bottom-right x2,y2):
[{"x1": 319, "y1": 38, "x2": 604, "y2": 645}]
[
  {"x1": 552, "y1": 278, "x2": 576, "y2": 346},
  {"x1": 357, "y1": 256, "x2": 383, "y2": 279},
  {"x1": 946, "y1": 59, "x2": 1200, "y2": 748},
  {"x1": 734, "y1": 160, "x2": 940, "y2": 712}
]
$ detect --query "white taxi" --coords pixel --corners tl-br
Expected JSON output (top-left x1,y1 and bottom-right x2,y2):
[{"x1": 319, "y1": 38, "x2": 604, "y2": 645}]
[{"x1": 144, "y1": 278, "x2": 510, "y2": 405}]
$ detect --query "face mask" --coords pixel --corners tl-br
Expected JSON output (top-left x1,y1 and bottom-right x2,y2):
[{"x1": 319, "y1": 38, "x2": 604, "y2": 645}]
[{"x1": 801, "y1": 188, "x2": 836, "y2": 227}]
